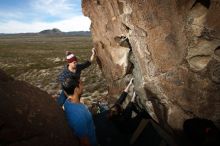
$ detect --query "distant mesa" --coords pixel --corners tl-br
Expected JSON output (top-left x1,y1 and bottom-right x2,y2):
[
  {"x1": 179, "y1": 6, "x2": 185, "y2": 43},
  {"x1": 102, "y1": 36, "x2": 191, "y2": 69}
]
[
  {"x1": 39, "y1": 28, "x2": 91, "y2": 36},
  {"x1": 39, "y1": 28, "x2": 64, "y2": 35}
]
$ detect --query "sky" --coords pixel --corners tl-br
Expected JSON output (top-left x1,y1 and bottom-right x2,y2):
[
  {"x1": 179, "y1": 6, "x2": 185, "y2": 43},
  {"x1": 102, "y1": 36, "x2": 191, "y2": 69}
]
[{"x1": 0, "y1": 0, "x2": 91, "y2": 33}]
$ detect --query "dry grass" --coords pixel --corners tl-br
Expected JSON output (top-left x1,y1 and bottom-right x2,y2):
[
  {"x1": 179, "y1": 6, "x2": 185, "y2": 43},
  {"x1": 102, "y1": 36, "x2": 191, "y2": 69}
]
[
  {"x1": 0, "y1": 34, "x2": 109, "y2": 113},
  {"x1": 0, "y1": 34, "x2": 108, "y2": 109},
  {"x1": 0, "y1": 35, "x2": 93, "y2": 76}
]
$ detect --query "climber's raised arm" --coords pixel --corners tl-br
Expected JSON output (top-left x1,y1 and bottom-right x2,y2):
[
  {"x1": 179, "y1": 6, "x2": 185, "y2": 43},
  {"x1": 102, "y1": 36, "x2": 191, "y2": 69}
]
[
  {"x1": 90, "y1": 48, "x2": 96, "y2": 62},
  {"x1": 115, "y1": 78, "x2": 134, "y2": 105},
  {"x1": 124, "y1": 78, "x2": 134, "y2": 93},
  {"x1": 77, "y1": 47, "x2": 96, "y2": 70}
]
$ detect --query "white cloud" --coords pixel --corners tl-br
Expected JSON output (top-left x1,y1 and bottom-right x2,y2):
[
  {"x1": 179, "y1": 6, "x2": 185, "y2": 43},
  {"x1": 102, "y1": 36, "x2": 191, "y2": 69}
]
[
  {"x1": 0, "y1": 16, "x2": 91, "y2": 33},
  {"x1": 31, "y1": 0, "x2": 79, "y2": 18},
  {"x1": 0, "y1": 11, "x2": 25, "y2": 21},
  {"x1": 0, "y1": 0, "x2": 89, "y2": 33}
]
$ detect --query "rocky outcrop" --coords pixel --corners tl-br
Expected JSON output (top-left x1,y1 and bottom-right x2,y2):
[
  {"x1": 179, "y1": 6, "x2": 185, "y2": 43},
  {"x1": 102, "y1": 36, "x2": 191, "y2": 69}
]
[
  {"x1": 82, "y1": 0, "x2": 220, "y2": 132},
  {"x1": 39, "y1": 28, "x2": 64, "y2": 35},
  {"x1": 0, "y1": 70, "x2": 79, "y2": 146}
]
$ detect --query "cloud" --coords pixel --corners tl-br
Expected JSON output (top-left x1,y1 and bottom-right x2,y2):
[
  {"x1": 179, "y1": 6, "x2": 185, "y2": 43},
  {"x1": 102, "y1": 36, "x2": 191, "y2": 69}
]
[
  {"x1": 31, "y1": 0, "x2": 80, "y2": 18},
  {"x1": 0, "y1": 0, "x2": 90, "y2": 33},
  {"x1": 0, "y1": 11, "x2": 23, "y2": 21},
  {"x1": 0, "y1": 16, "x2": 91, "y2": 33}
]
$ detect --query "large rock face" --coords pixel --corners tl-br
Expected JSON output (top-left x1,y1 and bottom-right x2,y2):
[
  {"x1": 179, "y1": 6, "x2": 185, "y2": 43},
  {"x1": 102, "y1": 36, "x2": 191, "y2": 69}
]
[
  {"x1": 82, "y1": 0, "x2": 220, "y2": 131},
  {"x1": 0, "y1": 70, "x2": 79, "y2": 146}
]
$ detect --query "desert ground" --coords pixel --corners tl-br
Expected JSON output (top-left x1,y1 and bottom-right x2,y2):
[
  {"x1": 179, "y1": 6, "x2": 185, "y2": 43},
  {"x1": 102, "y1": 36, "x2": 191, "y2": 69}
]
[{"x1": 0, "y1": 34, "x2": 108, "y2": 110}]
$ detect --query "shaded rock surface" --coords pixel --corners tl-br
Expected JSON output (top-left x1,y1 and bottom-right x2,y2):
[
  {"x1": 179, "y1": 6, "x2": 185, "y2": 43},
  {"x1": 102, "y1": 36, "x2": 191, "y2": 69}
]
[
  {"x1": 82, "y1": 0, "x2": 220, "y2": 132},
  {"x1": 0, "y1": 69, "x2": 79, "y2": 146}
]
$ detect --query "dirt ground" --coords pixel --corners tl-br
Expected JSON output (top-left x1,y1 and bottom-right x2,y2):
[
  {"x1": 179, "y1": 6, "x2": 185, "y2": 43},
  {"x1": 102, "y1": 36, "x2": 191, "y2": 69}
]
[{"x1": 0, "y1": 34, "x2": 108, "y2": 111}]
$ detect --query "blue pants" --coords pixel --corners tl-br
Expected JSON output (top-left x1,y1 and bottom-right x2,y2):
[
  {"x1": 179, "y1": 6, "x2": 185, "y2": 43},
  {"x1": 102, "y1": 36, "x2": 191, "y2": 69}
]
[{"x1": 57, "y1": 90, "x2": 67, "y2": 106}]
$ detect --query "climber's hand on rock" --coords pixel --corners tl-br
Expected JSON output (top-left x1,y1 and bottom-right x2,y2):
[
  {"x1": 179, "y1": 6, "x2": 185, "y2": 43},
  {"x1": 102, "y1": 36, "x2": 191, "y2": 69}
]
[
  {"x1": 128, "y1": 78, "x2": 134, "y2": 86},
  {"x1": 131, "y1": 92, "x2": 136, "y2": 102},
  {"x1": 124, "y1": 78, "x2": 134, "y2": 92},
  {"x1": 90, "y1": 48, "x2": 96, "y2": 62},
  {"x1": 92, "y1": 48, "x2": 96, "y2": 55}
]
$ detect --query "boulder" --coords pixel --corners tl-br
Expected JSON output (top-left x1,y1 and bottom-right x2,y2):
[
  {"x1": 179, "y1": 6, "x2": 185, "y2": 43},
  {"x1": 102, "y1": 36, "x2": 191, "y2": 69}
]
[
  {"x1": 0, "y1": 70, "x2": 79, "y2": 146},
  {"x1": 82, "y1": 0, "x2": 220, "y2": 132}
]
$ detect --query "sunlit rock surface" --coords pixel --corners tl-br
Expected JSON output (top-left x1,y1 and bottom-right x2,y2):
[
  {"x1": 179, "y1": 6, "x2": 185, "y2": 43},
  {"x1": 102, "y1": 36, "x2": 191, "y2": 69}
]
[{"x1": 82, "y1": 0, "x2": 220, "y2": 131}]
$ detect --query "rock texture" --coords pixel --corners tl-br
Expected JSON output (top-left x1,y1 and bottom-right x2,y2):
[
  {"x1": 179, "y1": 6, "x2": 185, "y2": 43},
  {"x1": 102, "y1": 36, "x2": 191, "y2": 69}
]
[
  {"x1": 82, "y1": 0, "x2": 220, "y2": 132},
  {"x1": 0, "y1": 70, "x2": 79, "y2": 146}
]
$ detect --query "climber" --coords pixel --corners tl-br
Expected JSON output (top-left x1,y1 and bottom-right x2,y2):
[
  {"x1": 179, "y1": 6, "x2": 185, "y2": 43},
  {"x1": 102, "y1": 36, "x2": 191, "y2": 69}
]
[
  {"x1": 62, "y1": 77, "x2": 97, "y2": 146},
  {"x1": 57, "y1": 48, "x2": 96, "y2": 106},
  {"x1": 93, "y1": 78, "x2": 134, "y2": 146},
  {"x1": 93, "y1": 78, "x2": 152, "y2": 146}
]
